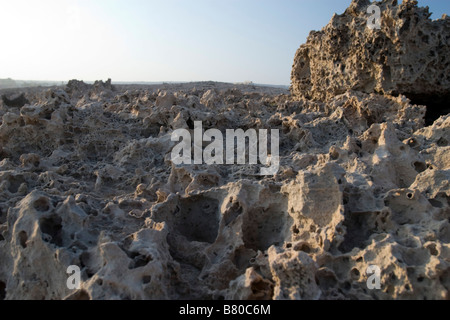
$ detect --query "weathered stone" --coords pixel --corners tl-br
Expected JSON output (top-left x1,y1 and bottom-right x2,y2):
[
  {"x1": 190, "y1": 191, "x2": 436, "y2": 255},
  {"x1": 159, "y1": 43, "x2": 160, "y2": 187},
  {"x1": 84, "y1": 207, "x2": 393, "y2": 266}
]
[{"x1": 291, "y1": 0, "x2": 450, "y2": 124}]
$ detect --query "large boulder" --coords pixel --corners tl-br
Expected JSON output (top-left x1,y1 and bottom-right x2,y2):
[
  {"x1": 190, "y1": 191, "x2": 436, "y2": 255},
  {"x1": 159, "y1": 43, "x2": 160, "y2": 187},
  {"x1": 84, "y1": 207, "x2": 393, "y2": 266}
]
[{"x1": 290, "y1": 0, "x2": 450, "y2": 123}]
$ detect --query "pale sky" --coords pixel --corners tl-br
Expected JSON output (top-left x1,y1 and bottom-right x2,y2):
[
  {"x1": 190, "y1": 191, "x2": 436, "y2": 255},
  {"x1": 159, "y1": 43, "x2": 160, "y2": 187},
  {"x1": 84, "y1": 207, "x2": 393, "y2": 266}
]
[{"x1": 0, "y1": 0, "x2": 449, "y2": 85}]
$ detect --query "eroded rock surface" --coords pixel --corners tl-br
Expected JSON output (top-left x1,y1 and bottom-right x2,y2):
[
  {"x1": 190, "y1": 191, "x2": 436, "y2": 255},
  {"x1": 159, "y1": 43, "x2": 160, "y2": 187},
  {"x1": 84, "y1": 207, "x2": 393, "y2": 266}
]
[
  {"x1": 291, "y1": 0, "x2": 450, "y2": 124},
  {"x1": 0, "y1": 77, "x2": 448, "y2": 300},
  {"x1": 0, "y1": 0, "x2": 449, "y2": 301}
]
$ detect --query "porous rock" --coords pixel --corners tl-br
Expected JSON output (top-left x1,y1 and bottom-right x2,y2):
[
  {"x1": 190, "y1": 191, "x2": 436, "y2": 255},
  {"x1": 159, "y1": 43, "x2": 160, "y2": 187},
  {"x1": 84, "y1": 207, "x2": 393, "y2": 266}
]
[
  {"x1": 0, "y1": 0, "x2": 449, "y2": 301},
  {"x1": 291, "y1": 0, "x2": 450, "y2": 124}
]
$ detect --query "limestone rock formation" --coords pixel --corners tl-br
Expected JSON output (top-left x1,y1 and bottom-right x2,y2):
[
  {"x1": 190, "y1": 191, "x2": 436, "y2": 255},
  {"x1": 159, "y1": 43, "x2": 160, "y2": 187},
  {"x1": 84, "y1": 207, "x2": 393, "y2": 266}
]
[
  {"x1": 291, "y1": 0, "x2": 450, "y2": 124},
  {"x1": 0, "y1": 0, "x2": 449, "y2": 301},
  {"x1": 0, "y1": 77, "x2": 448, "y2": 300}
]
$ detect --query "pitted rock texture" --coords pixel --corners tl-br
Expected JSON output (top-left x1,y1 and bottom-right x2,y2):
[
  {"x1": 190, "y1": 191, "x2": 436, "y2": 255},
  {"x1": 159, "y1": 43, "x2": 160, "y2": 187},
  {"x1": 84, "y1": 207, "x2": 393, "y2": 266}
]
[
  {"x1": 0, "y1": 1, "x2": 449, "y2": 301},
  {"x1": 290, "y1": 0, "x2": 450, "y2": 124},
  {"x1": 0, "y1": 78, "x2": 448, "y2": 300}
]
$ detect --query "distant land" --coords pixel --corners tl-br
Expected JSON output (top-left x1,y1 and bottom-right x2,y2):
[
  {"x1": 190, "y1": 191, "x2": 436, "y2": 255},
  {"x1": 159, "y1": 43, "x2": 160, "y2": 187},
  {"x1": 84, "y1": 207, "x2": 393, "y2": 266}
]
[
  {"x1": 0, "y1": 78, "x2": 65, "y2": 89},
  {"x1": 0, "y1": 78, "x2": 289, "y2": 90}
]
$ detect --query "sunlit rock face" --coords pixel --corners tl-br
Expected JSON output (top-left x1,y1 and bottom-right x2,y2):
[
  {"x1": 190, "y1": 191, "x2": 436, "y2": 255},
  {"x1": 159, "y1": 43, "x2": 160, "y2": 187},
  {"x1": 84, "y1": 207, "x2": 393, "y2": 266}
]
[{"x1": 291, "y1": 0, "x2": 450, "y2": 124}]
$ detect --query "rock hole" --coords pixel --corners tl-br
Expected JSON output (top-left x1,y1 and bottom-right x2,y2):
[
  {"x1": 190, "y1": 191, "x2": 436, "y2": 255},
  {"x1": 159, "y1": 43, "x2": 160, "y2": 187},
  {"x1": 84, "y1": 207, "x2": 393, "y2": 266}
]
[
  {"x1": 437, "y1": 137, "x2": 448, "y2": 147},
  {"x1": 404, "y1": 92, "x2": 450, "y2": 126},
  {"x1": 126, "y1": 250, "x2": 153, "y2": 269},
  {"x1": 250, "y1": 278, "x2": 273, "y2": 300},
  {"x1": 339, "y1": 211, "x2": 373, "y2": 253},
  {"x1": 1, "y1": 93, "x2": 29, "y2": 108},
  {"x1": 428, "y1": 199, "x2": 443, "y2": 208},
  {"x1": 242, "y1": 204, "x2": 290, "y2": 251},
  {"x1": 426, "y1": 243, "x2": 438, "y2": 256},
  {"x1": 0, "y1": 281, "x2": 5, "y2": 300},
  {"x1": 18, "y1": 231, "x2": 28, "y2": 248},
  {"x1": 39, "y1": 215, "x2": 63, "y2": 247},
  {"x1": 330, "y1": 149, "x2": 339, "y2": 160},
  {"x1": 413, "y1": 161, "x2": 427, "y2": 173},
  {"x1": 79, "y1": 252, "x2": 90, "y2": 270},
  {"x1": 295, "y1": 243, "x2": 311, "y2": 253},
  {"x1": 406, "y1": 193, "x2": 413, "y2": 199},
  {"x1": 186, "y1": 118, "x2": 195, "y2": 130},
  {"x1": 34, "y1": 197, "x2": 50, "y2": 212},
  {"x1": 343, "y1": 281, "x2": 351, "y2": 290},
  {"x1": 142, "y1": 275, "x2": 151, "y2": 284},
  {"x1": 315, "y1": 269, "x2": 337, "y2": 290},
  {"x1": 343, "y1": 195, "x2": 349, "y2": 205},
  {"x1": 7, "y1": 175, "x2": 25, "y2": 194},
  {"x1": 133, "y1": 254, "x2": 153, "y2": 269},
  {"x1": 174, "y1": 196, "x2": 220, "y2": 244},
  {"x1": 407, "y1": 138, "x2": 418, "y2": 148}
]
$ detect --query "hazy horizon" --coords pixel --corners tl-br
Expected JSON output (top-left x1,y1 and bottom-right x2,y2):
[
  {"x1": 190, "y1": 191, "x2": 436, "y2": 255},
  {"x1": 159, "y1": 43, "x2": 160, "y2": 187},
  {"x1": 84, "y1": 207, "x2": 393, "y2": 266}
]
[{"x1": 1, "y1": 0, "x2": 449, "y2": 86}]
